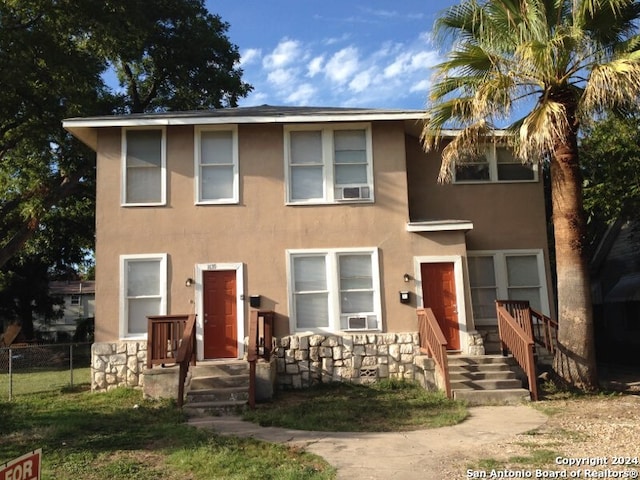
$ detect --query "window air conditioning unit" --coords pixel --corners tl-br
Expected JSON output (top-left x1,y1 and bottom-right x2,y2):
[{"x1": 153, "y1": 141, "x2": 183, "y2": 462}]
[
  {"x1": 336, "y1": 185, "x2": 370, "y2": 201},
  {"x1": 347, "y1": 316, "x2": 368, "y2": 330}
]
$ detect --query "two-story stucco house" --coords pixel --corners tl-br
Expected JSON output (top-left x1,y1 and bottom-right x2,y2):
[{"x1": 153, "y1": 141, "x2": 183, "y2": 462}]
[{"x1": 63, "y1": 105, "x2": 553, "y2": 393}]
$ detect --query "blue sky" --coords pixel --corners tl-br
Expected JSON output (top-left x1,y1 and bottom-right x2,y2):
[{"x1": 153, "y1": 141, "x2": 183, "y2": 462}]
[{"x1": 208, "y1": 1, "x2": 459, "y2": 110}]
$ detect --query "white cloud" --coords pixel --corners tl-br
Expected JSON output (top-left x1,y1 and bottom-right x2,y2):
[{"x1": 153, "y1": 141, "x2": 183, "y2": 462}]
[
  {"x1": 240, "y1": 48, "x2": 261, "y2": 66},
  {"x1": 349, "y1": 70, "x2": 373, "y2": 93},
  {"x1": 307, "y1": 56, "x2": 324, "y2": 77},
  {"x1": 410, "y1": 79, "x2": 431, "y2": 93},
  {"x1": 267, "y1": 68, "x2": 296, "y2": 87},
  {"x1": 325, "y1": 47, "x2": 360, "y2": 85},
  {"x1": 263, "y1": 38, "x2": 302, "y2": 69},
  {"x1": 286, "y1": 83, "x2": 317, "y2": 105}
]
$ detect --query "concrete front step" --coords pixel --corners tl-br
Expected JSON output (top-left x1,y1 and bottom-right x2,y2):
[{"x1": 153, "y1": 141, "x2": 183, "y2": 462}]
[
  {"x1": 446, "y1": 355, "x2": 531, "y2": 405},
  {"x1": 186, "y1": 386, "x2": 249, "y2": 404},
  {"x1": 449, "y1": 370, "x2": 517, "y2": 381},
  {"x1": 450, "y1": 378, "x2": 523, "y2": 391},
  {"x1": 185, "y1": 359, "x2": 250, "y2": 414},
  {"x1": 190, "y1": 373, "x2": 250, "y2": 390},
  {"x1": 453, "y1": 388, "x2": 531, "y2": 405}
]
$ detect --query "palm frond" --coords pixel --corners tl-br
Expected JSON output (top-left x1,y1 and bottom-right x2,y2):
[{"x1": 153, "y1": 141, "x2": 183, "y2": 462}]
[{"x1": 518, "y1": 101, "x2": 569, "y2": 160}]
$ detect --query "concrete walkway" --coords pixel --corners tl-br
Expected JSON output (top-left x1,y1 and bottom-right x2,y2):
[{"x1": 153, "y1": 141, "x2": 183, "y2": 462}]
[{"x1": 188, "y1": 405, "x2": 548, "y2": 479}]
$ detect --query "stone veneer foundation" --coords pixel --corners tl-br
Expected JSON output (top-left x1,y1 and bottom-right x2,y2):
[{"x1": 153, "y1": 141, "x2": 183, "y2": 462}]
[
  {"x1": 274, "y1": 332, "x2": 421, "y2": 389},
  {"x1": 91, "y1": 341, "x2": 147, "y2": 392}
]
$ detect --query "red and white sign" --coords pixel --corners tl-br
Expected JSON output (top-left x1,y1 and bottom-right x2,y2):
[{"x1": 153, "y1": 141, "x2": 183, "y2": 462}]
[{"x1": 0, "y1": 450, "x2": 41, "y2": 480}]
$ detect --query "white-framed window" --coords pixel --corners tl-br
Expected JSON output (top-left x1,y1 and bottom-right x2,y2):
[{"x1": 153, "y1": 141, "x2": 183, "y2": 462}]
[
  {"x1": 284, "y1": 124, "x2": 374, "y2": 204},
  {"x1": 467, "y1": 250, "x2": 549, "y2": 324},
  {"x1": 454, "y1": 143, "x2": 537, "y2": 183},
  {"x1": 287, "y1": 248, "x2": 381, "y2": 332},
  {"x1": 195, "y1": 125, "x2": 239, "y2": 204},
  {"x1": 70, "y1": 294, "x2": 81, "y2": 306},
  {"x1": 120, "y1": 254, "x2": 167, "y2": 338},
  {"x1": 122, "y1": 128, "x2": 166, "y2": 206}
]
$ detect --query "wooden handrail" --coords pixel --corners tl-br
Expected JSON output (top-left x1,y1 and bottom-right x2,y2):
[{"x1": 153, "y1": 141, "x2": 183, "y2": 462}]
[
  {"x1": 417, "y1": 308, "x2": 451, "y2": 398},
  {"x1": 530, "y1": 307, "x2": 558, "y2": 355},
  {"x1": 247, "y1": 310, "x2": 275, "y2": 409},
  {"x1": 147, "y1": 314, "x2": 190, "y2": 369},
  {"x1": 496, "y1": 300, "x2": 558, "y2": 356},
  {"x1": 175, "y1": 313, "x2": 197, "y2": 408},
  {"x1": 496, "y1": 304, "x2": 538, "y2": 401}
]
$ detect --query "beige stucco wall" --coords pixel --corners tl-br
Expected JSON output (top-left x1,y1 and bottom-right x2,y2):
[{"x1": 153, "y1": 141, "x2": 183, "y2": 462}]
[{"x1": 93, "y1": 121, "x2": 553, "y2": 346}]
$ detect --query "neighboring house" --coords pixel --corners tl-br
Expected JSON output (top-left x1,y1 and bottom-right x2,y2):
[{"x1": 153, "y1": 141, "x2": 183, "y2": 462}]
[
  {"x1": 590, "y1": 219, "x2": 640, "y2": 365},
  {"x1": 63, "y1": 105, "x2": 554, "y2": 391},
  {"x1": 34, "y1": 281, "x2": 96, "y2": 341}
]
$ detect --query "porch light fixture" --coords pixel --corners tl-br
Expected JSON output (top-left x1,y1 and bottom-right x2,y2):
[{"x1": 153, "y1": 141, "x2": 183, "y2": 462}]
[
  {"x1": 403, "y1": 273, "x2": 411, "y2": 283},
  {"x1": 185, "y1": 277, "x2": 194, "y2": 287}
]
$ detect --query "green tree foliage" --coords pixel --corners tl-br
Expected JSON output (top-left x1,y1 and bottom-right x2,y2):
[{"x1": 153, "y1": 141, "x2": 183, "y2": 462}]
[
  {"x1": 581, "y1": 113, "x2": 640, "y2": 229},
  {"x1": 423, "y1": 0, "x2": 640, "y2": 390},
  {"x1": 0, "y1": 0, "x2": 251, "y2": 335}
]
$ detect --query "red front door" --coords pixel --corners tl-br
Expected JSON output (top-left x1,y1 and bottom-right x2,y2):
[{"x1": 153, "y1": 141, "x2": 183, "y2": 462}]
[
  {"x1": 203, "y1": 270, "x2": 237, "y2": 359},
  {"x1": 420, "y1": 262, "x2": 461, "y2": 350}
]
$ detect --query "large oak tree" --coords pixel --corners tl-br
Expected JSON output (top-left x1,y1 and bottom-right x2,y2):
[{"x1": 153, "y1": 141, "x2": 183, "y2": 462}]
[{"x1": 0, "y1": 0, "x2": 251, "y2": 335}]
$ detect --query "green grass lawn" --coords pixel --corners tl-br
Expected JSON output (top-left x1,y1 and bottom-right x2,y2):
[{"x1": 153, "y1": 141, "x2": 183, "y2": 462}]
[
  {"x1": 0, "y1": 367, "x2": 91, "y2": 397},
  {"x1": 0, "y1": 387, "x2": 335, "y2": 480},
  {"x1": 243, "y1": 379, "x2": 469, "y2": 432}
]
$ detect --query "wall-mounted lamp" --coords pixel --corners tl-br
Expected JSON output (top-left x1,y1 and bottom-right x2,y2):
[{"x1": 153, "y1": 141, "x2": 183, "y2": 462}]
[
  {"x1": 403, "y1": 273, "x2": 411, "y2": 283},
  {"x1": 185, "y1": 278, "x2": 194, "y2": 287}
]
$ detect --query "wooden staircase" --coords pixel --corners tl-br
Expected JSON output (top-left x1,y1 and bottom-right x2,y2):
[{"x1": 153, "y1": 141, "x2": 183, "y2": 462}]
[
  {"x1": 183, "y1": 360, "x2": 250, "y2": 416},
  {"x1": 448, "y1": 354, "x2": 531, "y2": 405}
]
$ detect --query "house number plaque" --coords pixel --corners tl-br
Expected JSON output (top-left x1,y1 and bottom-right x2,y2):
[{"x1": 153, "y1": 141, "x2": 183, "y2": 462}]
[{"x1": 207, "y1": 264, "x2": 217, "y2": 270}]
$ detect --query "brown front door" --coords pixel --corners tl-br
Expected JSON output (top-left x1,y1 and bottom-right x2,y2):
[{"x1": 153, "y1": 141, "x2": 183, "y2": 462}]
[
  {"x1": 420, "y1": 262, "x2": 461, "y2": 350},
  {"x1": 203, "y1": 270, "x2": 237, "y2": 359}
]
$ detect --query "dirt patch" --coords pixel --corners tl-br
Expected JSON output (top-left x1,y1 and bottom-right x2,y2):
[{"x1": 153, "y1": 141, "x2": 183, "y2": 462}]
[{"x1": 447, "y1": 394, "x2": 640, "y2": 478}]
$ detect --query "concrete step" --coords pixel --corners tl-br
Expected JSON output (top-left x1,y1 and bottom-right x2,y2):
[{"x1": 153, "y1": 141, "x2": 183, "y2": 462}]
[
  {"x1": 183, "y1": 400, "x2": 248, "y2": 417},
  {"x1": 190, "y1": 360, "x2": 249, "y2": 377},
  {"x1": 452, "y1": 388, "x2": 531, "y2": 405},
  {"x1": 450, "y1": 378, "x2": 524, "y2": 391},
  {"x1": 190, "y1": 373, "x2": 250, "y2": 390},
  {"x1": 444, "y1": 354, "x2": 532, "y2": 405},
  {"x1": 448, "y1": 370, "x2": 517, "y2": 382},
  {"x1": 184, "y1": 360, "x2": 251, "y2": 415},
  {"x1": 448, "y1": 354, "x2": 517, "y2": 366},
  {"x1": 186, "y1": 386, "x2": 249, "y2": 403}
]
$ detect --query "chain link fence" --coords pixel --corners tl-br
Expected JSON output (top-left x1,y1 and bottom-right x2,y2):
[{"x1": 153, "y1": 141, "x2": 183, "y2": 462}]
[{"x1": 0, "y1": 342, "x2": 92, "y2": 400}]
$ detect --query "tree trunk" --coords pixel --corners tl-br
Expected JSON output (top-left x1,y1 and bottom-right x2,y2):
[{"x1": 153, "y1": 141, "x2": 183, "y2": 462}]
[{"x1": 550, "y1": 135, "x2": 598, "y2": 391}]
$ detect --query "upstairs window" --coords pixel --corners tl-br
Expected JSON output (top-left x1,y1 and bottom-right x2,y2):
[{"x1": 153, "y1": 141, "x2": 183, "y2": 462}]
[
  {"x1": 122, "y1": 128, "x2": 166, "y2": 206},
  {"x1": 454, "y1": 144, "x2": 536, "y2": 183},
  {"x1": 195, "y1": 126, "x2": 239, "y2": 204},
  {"x1": 285, "y1": 124, "x2": 373, "y2": 204}
]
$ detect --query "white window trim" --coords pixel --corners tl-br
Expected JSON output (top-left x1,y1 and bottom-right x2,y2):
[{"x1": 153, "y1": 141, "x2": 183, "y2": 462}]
[
  {"x1": 194, "y1": 125, "x2": 239, "y2": 205},
  {"x1": 453, "y1": 143, "x2": 538, "y2": 184},
  {"x1": 467, "y1": 249, "x2": 550, "y2": 325},
  {"x1": 286, "y1": 247, "x2": 382, "y2": 333},
  {"x1": 121, "y1": 127, "x2": 167, "y2": 206},
  {"x1": 284, "y1": 123, "x2": 374, "y2": 205},
  {"x1": 194, "y1": 262, "x2": 245, "y2": 361},
  {"x1": 119, "y1": 253, "x2": 168, "y2": 340}
]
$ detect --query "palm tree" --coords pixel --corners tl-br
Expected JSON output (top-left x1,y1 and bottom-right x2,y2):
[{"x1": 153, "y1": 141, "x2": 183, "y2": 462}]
[{"x1": 422, "y1": 0, "x2": 640, "y2": 391}]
